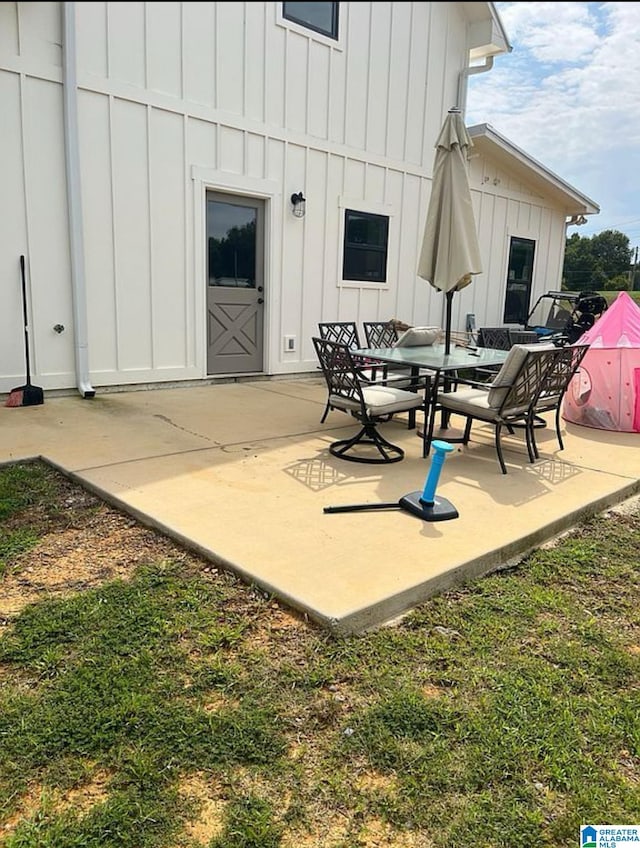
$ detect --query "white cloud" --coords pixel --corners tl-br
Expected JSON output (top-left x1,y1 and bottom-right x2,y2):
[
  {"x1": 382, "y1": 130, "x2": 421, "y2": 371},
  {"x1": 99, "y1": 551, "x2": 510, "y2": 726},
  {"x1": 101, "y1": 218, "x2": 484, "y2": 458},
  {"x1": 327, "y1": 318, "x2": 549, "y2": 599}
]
[
  {"x1": 500, "y1": 2, "x2": 601, "y2": 63},
  {"x1": 467, "y1": 2, "x2": 640, "y2": 243}
]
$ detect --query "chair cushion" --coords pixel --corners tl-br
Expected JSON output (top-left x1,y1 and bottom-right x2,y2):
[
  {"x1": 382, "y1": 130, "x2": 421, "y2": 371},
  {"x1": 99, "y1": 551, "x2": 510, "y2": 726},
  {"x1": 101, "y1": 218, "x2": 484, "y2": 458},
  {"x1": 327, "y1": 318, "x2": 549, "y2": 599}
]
[
  {"x1": 330, "y1": 385, "x2": 423, "y2": 417},
  {"x1": 440, "y1": 384, "x2": 534, "y2": 423},
  {"x1": 358, "y1": 365, "x2": 412, "y2": 387},
  {"x1": 439, "y1": 387, "x2": 499, "y2": 422},
  {"x1": 486, "y1": 343, "x2": 554, "y2": 408},
  {"x1": 394, "y1": 326, "x2": 441, "y2": 347},
  {"x1": 384, "y1": 368, "x2": 415, "y2": 388}
]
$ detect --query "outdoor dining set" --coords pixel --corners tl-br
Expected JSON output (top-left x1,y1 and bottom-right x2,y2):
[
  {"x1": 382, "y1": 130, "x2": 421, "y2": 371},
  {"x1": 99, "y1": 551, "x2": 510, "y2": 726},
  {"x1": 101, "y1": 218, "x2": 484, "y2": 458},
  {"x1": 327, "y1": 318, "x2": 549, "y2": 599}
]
[
  {"x1": 312, "y1": 320, "x2": 589, "y2": 475},
  {"x1": 305, "y1": 108, "x2": 589, "y2": 477}
]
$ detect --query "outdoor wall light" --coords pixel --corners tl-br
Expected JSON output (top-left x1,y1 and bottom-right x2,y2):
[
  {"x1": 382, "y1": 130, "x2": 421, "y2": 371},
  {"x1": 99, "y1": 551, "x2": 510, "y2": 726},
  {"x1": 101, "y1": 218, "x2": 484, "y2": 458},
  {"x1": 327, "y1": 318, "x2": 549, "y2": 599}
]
[{"x1": 290, "y1": 192, "x2": 306, "y2": 218}]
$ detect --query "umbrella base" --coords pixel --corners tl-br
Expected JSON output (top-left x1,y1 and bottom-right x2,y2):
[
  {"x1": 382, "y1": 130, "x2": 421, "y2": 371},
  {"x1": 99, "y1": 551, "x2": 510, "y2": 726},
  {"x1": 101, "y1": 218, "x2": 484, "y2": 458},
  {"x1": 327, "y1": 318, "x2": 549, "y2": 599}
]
[
  {"x1": 399, "y1": 490, "x2": 459, "y2": 522},
  {"x1": 418, "y1": 425, "x2": 466, "y2": 448},
  {"x1": 432, "y1": 425, "x2": 466, "y2": 442}
]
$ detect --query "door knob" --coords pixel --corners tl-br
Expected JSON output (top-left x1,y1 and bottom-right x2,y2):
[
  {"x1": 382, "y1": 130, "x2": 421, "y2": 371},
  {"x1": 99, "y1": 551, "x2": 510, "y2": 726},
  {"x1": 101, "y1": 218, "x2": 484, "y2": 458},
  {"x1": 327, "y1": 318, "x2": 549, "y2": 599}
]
[
  {"x1": 257, "y1": 285, "x2": 264, "y2": 292},
  {"x1": 257, "y1": 298, "x2": 264, "y2": 304}
]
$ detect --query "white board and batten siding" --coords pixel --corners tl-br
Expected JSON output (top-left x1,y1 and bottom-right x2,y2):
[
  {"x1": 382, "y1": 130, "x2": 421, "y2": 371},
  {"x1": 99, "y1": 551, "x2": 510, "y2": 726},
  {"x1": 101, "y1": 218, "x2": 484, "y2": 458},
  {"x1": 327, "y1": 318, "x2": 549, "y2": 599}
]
[
  {"x1": 0, "y1": 2, "x2": 582, "y2": 393},
  {"x1": 465, "y1": 153, "x2": 569, "y2": 333}
]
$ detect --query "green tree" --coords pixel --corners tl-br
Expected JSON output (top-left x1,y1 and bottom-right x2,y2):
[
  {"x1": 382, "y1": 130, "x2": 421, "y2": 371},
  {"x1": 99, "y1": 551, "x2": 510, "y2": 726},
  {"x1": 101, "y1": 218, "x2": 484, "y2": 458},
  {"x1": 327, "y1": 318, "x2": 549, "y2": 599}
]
[
  {"x1": 604, "y1": 274, "x2": 629, "y2": 291},
  {"x1": 563, "y1": 233, "x2": 598, "y2": 291},
  {"x1": 208, "y1": 219, "x2": 256, "y2": 284},
  {"x1": 591, "y1": 230, "x2": 631, "y2": 277},
  {"x1": 563, "y1": 230, "x2": 631, "y2": 292}
]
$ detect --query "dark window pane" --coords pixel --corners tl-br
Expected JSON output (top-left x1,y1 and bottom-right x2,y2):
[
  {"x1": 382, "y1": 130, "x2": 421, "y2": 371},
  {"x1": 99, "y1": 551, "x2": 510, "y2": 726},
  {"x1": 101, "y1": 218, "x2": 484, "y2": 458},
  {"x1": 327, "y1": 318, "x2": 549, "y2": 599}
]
[
  {"x1": 282, "y1": 2, "x2": 338, "y2": 39},
  {"x1": 343, "y1": 209, "x2": 389, "y2": 283},
  {"x1": 344, "y1": 247, "x2": 386, "y2": 281},
  {"x1": 345, "y1": 213, "x2": 387, "y2": 248},
  {"x1": 503, "y1": 237, "x2": 535, "y2": 323},
  {"x1": 207, "y1": 201, "x2": 256, "y2": 288}
]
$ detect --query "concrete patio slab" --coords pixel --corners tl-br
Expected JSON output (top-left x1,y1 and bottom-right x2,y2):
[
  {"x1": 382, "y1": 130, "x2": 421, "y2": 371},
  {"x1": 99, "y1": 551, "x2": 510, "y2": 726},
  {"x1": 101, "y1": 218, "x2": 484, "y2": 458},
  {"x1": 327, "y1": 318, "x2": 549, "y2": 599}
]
[{"x1": 1, "y1": 378, "x2": 638, "y2": 634}]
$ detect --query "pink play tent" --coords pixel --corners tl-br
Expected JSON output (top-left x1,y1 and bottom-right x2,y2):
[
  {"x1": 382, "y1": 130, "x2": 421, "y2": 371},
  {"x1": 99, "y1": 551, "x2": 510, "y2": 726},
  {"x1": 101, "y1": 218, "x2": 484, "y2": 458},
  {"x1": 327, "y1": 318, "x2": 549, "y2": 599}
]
[{"x1": 563, "y1": 291, "x2": 640, "y2": 432}]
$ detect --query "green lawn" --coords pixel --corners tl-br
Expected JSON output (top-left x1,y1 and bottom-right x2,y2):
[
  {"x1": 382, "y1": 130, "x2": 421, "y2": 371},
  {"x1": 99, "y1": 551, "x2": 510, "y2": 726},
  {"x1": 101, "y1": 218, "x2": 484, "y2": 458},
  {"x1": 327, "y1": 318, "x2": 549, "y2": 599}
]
[
  {"x1": 601, "y1": 289, "x2": 640, "y2": 306},
  {"x1": 1, "y1": 460, "x2": 639, "y2": 848}
]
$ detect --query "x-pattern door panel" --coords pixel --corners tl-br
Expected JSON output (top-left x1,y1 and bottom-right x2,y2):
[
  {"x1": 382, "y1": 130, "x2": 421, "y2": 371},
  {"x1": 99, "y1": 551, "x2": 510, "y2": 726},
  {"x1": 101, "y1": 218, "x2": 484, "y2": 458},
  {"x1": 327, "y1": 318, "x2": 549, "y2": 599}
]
[
  {"x1": 206, "y1": 193, "x2": 264, "y2": 375},
  {"x1": 208, "y1": 297, "x2": 261, "y2": 371}
]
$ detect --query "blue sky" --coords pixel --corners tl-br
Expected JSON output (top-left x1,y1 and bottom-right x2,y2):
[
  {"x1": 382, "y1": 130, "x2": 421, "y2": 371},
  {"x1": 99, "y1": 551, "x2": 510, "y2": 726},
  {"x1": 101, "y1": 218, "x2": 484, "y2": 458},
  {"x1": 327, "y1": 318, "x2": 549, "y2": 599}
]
[{"x1": 466, "y1": 2, "x2": 640, "y2": 250}]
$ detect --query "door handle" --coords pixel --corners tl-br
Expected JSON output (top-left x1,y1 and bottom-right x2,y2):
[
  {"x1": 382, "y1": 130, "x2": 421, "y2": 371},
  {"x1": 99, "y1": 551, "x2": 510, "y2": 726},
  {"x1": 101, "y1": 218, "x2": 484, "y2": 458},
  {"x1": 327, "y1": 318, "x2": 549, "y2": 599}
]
[
  {"x1": 257, "y1": 285, "x2": 264, "y2": 292},
  {"x1": 257, "y1": 297, "x2": 264, "y2": 304}
]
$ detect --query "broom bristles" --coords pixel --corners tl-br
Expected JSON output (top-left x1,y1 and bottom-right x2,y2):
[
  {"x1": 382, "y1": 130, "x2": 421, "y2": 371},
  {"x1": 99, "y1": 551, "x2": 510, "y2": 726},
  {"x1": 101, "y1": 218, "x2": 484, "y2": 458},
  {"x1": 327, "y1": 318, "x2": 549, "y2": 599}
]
[
  {"x1": 4, "y1": 383, "x2": 43, "y2": 407},
  {"x1": 5, "y1": 389, "x2": 24, "y2": 407}
]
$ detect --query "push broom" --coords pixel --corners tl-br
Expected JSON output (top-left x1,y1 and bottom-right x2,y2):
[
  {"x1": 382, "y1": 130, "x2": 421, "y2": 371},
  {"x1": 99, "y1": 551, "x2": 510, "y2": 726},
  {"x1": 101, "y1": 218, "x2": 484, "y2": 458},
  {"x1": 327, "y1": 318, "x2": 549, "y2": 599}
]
[{"x1": 5, "y1": 255, "x2": 44, "y2": 407}]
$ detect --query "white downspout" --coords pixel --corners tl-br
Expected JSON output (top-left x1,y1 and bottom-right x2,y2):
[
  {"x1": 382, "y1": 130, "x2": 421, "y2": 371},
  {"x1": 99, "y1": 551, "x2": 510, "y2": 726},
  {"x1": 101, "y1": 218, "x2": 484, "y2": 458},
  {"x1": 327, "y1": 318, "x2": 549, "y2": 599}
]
[
  {"x1": 457, "y1": 56, "x2": 494, "y2": 117},
  {"x1": 62, "y1": 2, "x2": 95, "y2": 398}
]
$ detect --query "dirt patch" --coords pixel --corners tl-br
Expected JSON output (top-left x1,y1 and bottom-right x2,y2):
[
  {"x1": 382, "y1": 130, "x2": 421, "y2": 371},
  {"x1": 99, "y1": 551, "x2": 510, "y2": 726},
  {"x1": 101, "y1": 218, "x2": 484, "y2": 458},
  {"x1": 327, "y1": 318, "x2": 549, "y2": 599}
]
[
  {"x1": 179, "y1": 773, "x2": 227, "y2": 845},
  {"x1": 0, "y1": 473, "x2": 210, "y2": 631},
  {"x1": 2, "y1": 769, "x2": 111, "y2": 838},
  {"x1": 1, "y1": 500, "x2": 190, "y2": 626}
]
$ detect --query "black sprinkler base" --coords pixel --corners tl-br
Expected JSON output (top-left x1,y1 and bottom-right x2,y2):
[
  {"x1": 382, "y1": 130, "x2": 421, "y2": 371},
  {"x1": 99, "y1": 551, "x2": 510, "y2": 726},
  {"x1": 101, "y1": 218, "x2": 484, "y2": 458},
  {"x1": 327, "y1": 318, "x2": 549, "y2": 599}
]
[{"x1": 398, "y1": 490, "x2": 459, "y2": 522}]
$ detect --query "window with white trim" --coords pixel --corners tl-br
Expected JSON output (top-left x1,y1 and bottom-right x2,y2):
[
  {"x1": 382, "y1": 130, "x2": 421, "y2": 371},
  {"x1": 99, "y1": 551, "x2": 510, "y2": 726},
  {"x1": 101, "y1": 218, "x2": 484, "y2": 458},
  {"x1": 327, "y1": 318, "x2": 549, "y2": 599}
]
[
  {"x1": 282, "y1": 2, "x2": 339, "y2": 40},
  {"x1": 342, "y1": 209, "x2": 389, "y2": 284}
]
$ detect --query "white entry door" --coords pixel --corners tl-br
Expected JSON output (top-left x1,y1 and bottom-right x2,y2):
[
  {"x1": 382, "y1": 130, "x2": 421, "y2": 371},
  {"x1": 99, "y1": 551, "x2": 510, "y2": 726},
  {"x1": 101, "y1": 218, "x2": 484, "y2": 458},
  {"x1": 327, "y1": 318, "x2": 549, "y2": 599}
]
[{"x1": 206, "y1": 192, "x2": 265, "y2": 375}]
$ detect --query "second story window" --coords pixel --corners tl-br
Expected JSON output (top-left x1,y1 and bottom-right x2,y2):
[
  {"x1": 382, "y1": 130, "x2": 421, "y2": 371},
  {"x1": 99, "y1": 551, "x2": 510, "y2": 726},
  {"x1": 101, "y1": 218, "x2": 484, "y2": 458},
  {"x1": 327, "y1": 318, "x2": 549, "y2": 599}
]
[{"x1": 282, "y1": 2, "x2": 339, "y2": 41}]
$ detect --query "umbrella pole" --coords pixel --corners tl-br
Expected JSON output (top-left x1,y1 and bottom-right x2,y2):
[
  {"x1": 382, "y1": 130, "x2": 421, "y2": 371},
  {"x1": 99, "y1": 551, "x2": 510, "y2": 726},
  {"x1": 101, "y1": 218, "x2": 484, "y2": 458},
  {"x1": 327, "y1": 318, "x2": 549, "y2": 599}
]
[{"x1": 444, "y1": 291, "x2": 454, "y2": 355}]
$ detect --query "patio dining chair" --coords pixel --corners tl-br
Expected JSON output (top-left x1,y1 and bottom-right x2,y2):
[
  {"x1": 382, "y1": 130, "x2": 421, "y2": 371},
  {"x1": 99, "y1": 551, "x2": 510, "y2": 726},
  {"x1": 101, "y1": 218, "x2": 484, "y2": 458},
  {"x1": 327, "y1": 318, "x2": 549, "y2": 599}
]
[
  {"x1": 509, "y1": 330, "x2": 540, "y2": 346},
  {"x1": 316, "y1": 322, "x2": 413, "y2": 426},
  {"x1": 362, "y1": 320, "x2": 399, "y2": 348},
  {"x1": 467, "y1": 326, "x2": 515, "y2": 384},
  {"x1": 362, "y1": 321, "x2": 416, "y2": 391},
  {"x1": 318, "y1": 321, "x2": 362, "y2": 349},
  {"x1": 317, "y1": 322, "x2": 377, "y2": 421},
  {"x1": 478, "y1": 327, "x2": 513, "y2": 350},
  {"x1": 317, "y1": 320, "x2": 384, "y2": 377},
  {"x1": 530, "y1": 343, "x2": 589, "y2": 458},
  {"x1": 312, "y1": 337, "x2": 429, "y2": 463},
  {"x1": 429, "y1": 344, "x2": 559, "y2": 474}
]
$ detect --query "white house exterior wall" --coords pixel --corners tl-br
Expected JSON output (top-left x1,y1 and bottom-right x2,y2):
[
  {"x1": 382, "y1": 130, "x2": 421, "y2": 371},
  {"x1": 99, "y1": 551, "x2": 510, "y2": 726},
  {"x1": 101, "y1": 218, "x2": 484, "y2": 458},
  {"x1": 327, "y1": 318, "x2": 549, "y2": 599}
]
[
  {"x1": 0, "y1": 2, "x2": 570, "y2": 394},
  {"x1": 463, "y1": 152, "x2": 569, "y2": 334}
]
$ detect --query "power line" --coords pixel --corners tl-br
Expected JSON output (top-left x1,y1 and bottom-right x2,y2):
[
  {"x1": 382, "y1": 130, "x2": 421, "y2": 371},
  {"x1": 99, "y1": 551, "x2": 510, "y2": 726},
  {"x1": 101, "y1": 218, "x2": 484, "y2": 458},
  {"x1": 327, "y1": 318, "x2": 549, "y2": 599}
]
[{"x1": 579, "y1": 222, "x2": 640, "y2": 239}]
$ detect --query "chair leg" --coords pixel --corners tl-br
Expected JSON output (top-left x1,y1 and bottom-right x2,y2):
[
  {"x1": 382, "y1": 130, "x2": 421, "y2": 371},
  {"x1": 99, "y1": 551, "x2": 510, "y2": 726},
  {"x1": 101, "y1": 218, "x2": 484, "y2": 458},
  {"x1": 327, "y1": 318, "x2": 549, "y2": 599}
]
[
  {"x1": 494, "y1": 423, "x2": 508, "y2": 474},
  {"x1": 555, "y1": 405, "x2": 564, "y2": 451},
  {"x1": 462, "y1": 417, "x2": 473, "y2": 444},
  {"x1": 525, "y1": 416, "x2": 537, "y2": 463},
  {"x1": 329, "y1": 422, "x2": 405, "y2": 464},
  {"x1": 529, "y1": 407, "x2": 562, "y2": 460},
  {"x1": 320, "y1": 402, "x2": 330, "y2": 423}
]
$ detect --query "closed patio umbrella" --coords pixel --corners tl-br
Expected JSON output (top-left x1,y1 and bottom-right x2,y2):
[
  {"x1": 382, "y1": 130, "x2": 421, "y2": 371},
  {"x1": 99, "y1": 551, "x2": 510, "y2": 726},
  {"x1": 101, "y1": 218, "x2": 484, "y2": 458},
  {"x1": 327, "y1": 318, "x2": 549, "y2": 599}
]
[{"x1": 418, "y1": 107, "x2": 482, "y2": 354}]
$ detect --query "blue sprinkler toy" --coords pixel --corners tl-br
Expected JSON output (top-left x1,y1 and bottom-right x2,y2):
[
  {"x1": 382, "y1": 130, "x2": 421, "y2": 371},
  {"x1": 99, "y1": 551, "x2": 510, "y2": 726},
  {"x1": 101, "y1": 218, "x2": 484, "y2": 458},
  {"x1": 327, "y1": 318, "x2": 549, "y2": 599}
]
[{"x1": 324, "y1": 440, "x2": 459, "y2": 522}]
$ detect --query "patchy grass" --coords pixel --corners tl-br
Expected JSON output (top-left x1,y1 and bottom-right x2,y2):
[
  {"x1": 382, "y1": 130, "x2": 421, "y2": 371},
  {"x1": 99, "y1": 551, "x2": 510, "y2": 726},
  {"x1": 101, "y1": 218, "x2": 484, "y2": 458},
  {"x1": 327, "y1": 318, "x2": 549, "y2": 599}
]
[{"x1": 1, "y1": 460, "x2": 639, "y2": 847}]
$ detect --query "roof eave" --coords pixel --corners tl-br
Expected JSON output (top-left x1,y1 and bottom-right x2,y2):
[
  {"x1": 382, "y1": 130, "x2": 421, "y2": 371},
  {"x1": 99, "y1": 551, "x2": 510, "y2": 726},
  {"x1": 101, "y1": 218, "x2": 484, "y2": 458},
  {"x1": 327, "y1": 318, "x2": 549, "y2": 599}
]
[
  {"x1": 463, "y1": 2, "x2": 513, "y2": 60},
  {"x1": 467, "y1": 123, "x2": 600, "y2": 215}
]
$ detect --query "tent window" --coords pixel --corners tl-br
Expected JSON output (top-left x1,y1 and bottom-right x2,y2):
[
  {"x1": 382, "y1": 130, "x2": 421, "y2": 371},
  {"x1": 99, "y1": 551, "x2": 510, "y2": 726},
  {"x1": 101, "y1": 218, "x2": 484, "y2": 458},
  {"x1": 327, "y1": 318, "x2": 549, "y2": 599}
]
[
  {"x1": 504, "y1": 237, "x2": 535, "y2": 324},
  {"x1": 342, "y1": 209, "x2": 389, "y2": 283}
]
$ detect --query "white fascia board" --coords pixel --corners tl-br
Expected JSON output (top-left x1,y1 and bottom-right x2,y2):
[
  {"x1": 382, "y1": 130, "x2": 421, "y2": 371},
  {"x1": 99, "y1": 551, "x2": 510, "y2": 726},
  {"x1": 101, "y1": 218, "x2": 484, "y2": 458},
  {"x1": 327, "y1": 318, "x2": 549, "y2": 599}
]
[{"x1": 462, "y1": 2, "x2": 512, "y2": 59}]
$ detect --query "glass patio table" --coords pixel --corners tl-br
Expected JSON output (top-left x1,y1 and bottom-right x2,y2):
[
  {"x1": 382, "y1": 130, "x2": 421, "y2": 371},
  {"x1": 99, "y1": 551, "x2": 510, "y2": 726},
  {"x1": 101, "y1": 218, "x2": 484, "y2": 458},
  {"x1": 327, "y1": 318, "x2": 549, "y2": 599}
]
[{"x1": 354, "y1": 343, "x2": 510, "y2": 453}]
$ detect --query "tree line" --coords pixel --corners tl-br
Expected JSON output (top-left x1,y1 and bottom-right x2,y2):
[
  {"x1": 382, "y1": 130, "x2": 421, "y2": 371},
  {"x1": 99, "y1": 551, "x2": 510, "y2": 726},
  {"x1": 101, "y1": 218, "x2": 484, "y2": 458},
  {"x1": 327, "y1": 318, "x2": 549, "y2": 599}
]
[{"x1": 563, "y1": 230, "x2": 638, "y2": 292}]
